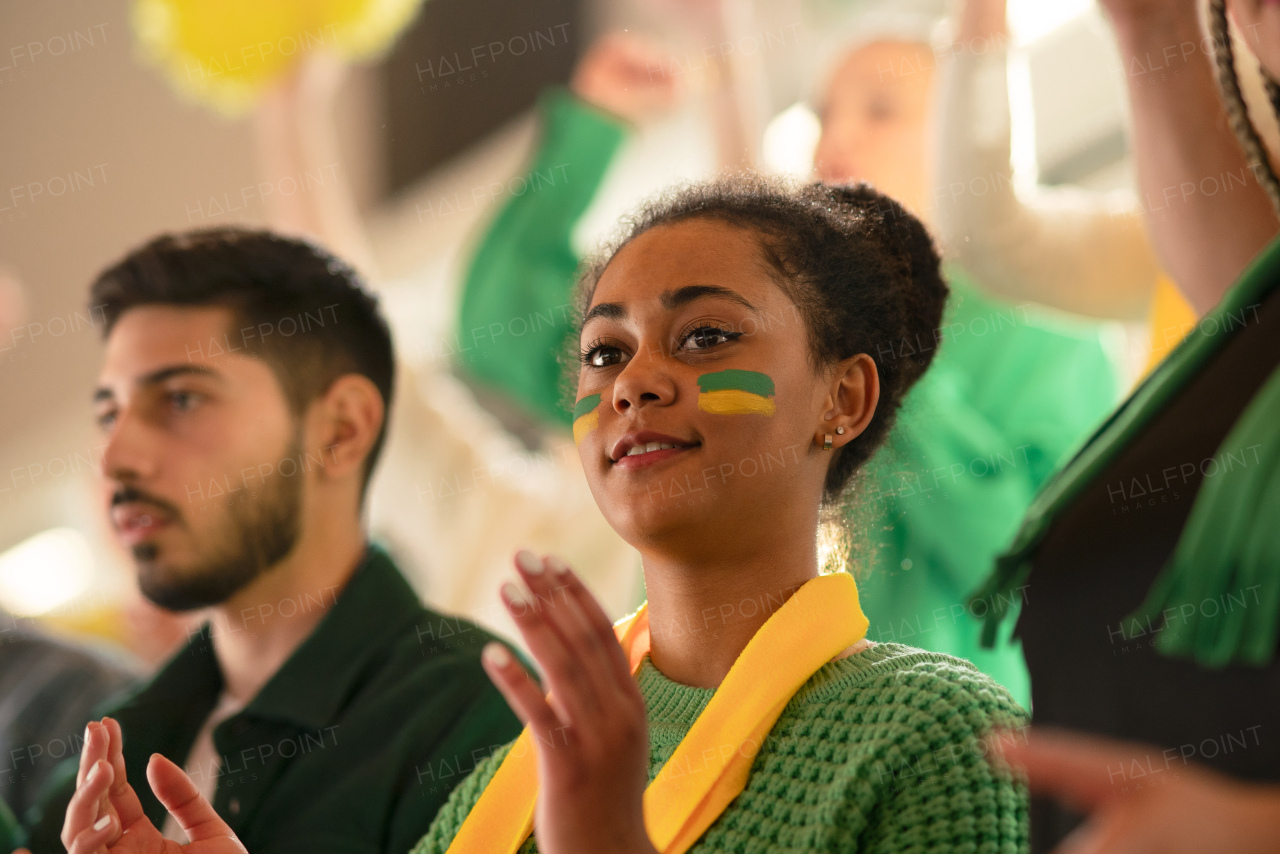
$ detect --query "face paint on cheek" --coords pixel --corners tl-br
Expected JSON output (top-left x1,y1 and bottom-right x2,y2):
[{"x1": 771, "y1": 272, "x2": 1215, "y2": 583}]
[
  {"x1": 697, "y1": 370, "x2": 776, "y2": 416},
  {"x1": 572, "y1": 393, "x2": 602, "y2": 444}
]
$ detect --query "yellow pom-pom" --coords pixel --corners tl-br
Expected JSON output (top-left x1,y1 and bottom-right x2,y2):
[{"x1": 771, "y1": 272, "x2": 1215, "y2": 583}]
[{"x1": 132, "y1": 0, "x2": 425, "y2": 114}]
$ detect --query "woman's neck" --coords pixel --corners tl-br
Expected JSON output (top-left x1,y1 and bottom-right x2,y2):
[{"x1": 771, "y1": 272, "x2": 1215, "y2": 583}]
[{"x1": 639, "y1": 541, "x2": 821, "y2": 689}]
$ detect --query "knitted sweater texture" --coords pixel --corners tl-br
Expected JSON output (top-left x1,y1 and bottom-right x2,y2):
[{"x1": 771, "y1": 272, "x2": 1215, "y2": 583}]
[{"x1": 411, "y1": 642, "x2": 1029, "y2": 853}]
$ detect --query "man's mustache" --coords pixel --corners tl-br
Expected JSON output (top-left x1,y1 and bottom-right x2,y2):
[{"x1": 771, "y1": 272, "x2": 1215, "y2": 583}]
[{"x1": 111, "y1": 485, "x2": 180, "y2": 519}]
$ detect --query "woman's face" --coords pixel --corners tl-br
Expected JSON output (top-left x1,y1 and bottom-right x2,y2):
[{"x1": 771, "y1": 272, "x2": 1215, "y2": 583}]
[
  {"x1": 573, "y1": 218, "x2": 849, "y2": 557},
  {"x1": 813, "y1": 41, "x2": 937, "y2": 219},
  {"x1": 1229, "y1": 0, "x2": 1280, "y2": 82}
]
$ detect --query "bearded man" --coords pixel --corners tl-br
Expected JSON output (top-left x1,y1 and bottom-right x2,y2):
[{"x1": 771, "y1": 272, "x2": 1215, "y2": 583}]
[{"x1": 19, "y1": 229, "x2": 522, "y2": 854}]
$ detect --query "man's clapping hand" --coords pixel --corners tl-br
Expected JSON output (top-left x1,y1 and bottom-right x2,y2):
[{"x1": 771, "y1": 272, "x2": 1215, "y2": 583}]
[{"x1": 14, "y1": 718, "x2": 247, "y2": 854}]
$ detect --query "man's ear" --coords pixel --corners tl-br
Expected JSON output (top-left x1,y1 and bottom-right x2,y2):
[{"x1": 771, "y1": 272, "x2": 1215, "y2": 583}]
[
  {"x1": 817, "y1": 353, "x2": 879, "y2": 451},
  {"x1": 306, "y1": 374, "x2": 385, "y2": 484}
]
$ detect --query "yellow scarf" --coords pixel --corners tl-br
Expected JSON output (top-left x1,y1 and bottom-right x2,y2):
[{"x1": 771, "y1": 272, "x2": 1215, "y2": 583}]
[{"x1": 445, "y1": 572, "x2": 868, "y2": 854}]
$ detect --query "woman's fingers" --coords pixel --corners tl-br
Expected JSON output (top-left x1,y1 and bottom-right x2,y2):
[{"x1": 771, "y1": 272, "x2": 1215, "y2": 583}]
[
  {"x1": 516, "y1": 552, "x2": 619, "y2": 703},
  {"x1": 147, "y1": 753, "x2": 245, "y2": 848},
  {"x1": 551, "y1": 557, "x2": 640, "y2": 692},
  {"x1": 501, "y1": 565, "x2": 599, "y2": 727},
  {"x1": 524, "y1": 552, "x2": 638, "y2": 700},
  {"x1": 480, "y1": 642, "x2": 565, "y2": 742}
]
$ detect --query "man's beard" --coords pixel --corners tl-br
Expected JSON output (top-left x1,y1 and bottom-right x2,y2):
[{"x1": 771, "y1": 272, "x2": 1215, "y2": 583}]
[{"x1": 134, "y1": 437, "x2": 304, "y2": 611}]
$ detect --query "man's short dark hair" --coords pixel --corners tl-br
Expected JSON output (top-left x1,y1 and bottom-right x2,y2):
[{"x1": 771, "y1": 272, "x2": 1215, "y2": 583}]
[{"x1": 91, "y1": 228, "x2": 395, "y2": 497}]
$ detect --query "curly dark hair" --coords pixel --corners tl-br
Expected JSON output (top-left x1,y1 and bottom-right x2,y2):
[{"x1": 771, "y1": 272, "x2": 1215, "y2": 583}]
[
  {"x1": 91, "y1": 227, "x2": 395, "y2": 499},
  {"x1": 570, "y1": 174, "x2": 949, "y2": 503}
]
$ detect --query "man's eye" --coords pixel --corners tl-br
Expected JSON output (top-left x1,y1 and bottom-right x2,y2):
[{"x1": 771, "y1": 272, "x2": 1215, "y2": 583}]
[
  {"x1": 169, "y1": 390, "x2": 200, "y2": 411},
  {"x1": 682, "y1": 326, "x2": 741, "y2": 351},
  {"x1": 95, "y1": 410, "x2": 117, "y2": 431}
]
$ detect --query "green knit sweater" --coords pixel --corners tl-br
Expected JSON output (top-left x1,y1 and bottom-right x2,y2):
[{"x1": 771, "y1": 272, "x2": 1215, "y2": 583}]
[{"x1": 410, "y1": 643, "x2": 1029, "y2": 853}]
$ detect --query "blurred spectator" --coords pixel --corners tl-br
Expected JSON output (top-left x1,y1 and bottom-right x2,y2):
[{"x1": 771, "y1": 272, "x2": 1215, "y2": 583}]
[{"x1": 805, "y1": 0, "x2": 1122, "y2": 703}]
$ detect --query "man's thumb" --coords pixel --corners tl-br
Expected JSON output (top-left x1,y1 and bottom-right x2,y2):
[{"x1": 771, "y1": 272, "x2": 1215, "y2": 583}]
[{"x1": 146, "y1": 754, "x2": 246, "y2": 849}]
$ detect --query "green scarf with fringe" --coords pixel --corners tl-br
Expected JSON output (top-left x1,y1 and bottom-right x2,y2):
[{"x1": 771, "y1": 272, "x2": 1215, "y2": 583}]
[
  {"x1": 1129, "y1": 363, "x2": 1280, "y2": 666},
  {"x1": 971, "y1": 236, "x2": 1280, "y2": 667}
]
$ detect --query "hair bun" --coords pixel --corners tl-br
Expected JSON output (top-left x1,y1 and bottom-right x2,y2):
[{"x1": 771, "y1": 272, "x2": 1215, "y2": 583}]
[{"x1": 812, "y1": 182, "x2": 948, "y2": 389}]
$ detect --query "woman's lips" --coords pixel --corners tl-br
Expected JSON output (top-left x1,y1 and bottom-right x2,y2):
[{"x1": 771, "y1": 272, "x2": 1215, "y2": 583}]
[{"x1": 612, "y1": 444, "x2": 694, "y2": 470}]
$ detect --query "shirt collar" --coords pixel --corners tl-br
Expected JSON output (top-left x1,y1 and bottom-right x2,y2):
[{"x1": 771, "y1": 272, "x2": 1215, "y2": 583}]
[
  {"x1": 242, "y1": 542, "x2": 425, "y2": 730},
  {"x1": 115, "y1": 543, "x2": 424, "y2": 733}
]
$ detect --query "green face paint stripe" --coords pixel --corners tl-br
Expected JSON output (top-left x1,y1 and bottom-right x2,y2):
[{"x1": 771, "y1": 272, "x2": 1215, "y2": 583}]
[
  {"x1": 573, "y1": 393, "x2": 602, "y2": 421},
  {"x1": 696, "y1": 370, "x2": 774, "y2": 397}
]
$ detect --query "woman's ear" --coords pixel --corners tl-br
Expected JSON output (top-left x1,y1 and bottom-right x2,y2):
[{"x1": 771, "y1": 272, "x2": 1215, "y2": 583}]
[
  {"x1": 816, "y1": 353, "x2": 879, "y2": 450},
  {"x1": 305, "y1": 373, "x2": 385, "y2": 485}
]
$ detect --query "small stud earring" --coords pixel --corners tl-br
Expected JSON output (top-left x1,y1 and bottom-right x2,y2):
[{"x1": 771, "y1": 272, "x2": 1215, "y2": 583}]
[
  {"x1": 822, "y1": 433, "x2": 833, "y2": 451},
  {"x1": 836, "y1": 426, "x2": 846, "y2": 435}
]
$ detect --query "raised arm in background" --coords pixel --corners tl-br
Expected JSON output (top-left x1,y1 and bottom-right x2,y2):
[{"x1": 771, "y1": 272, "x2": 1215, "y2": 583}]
[
  {"x1": 252, "y1": 53, "x2": 379, "y2": 279},
  {"x1": 693, "y1": 0, "x2": 765, "y2": 170},
  {"x1": 1098, "y1": 0, "x2": 1279, "y2": 314},
  {"x1": 453, "y1": 34, "x2": 679, "y2": 426},
  {"x1": 935, "y1": 0, "x2": 1160, "y2": 321}
]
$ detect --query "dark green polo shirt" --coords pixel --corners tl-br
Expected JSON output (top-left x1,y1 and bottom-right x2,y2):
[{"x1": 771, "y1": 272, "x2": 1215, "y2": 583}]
[{"x1": 22, "y1": 545, "x2": 523, "y2": 854}]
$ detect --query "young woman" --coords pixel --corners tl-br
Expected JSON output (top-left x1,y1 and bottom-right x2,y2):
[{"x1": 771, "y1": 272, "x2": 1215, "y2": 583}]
[
  {"x1": 53, "y1": 177, "x2": 1028, "y2": 854},
  {"x1": 458, "y1": 14, "x2": 1124, "y2": 714}
]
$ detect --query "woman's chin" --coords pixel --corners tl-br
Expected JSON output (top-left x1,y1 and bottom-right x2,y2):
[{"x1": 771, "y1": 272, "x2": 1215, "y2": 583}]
[{"x1": 603, "y1": 490, "x2": 722, "y2": 551}]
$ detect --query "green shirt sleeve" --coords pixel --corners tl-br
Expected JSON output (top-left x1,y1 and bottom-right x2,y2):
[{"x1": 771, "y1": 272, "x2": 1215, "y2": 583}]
[{"x1": 454, "y1": 87, "x2": 628, "y2": 428}]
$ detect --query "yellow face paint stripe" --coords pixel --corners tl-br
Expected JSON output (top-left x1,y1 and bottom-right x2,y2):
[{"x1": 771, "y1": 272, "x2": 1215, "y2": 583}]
[
  {"x1": 572, "y1": 410, "x2": 599, "y2": 444},
  {"x1": 697, "y1": 389, "x2": 777, "y2": 416}
]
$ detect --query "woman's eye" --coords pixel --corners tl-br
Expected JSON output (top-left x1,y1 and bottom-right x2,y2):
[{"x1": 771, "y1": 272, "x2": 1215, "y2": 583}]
[
  {"x1": 95, "y1": 410, "x2": 117, "y2": 431},
  {"x1": 583, "y1": 343, "x2": 627, "y2": 368},
  {"x1": 682, "y1": 326, "x2": 741, "y2": 351}
]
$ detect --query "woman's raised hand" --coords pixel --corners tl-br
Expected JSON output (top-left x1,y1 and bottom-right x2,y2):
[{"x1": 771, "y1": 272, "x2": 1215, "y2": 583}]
[
  {"x1": 53, "y1": 717, "x2": 247, "y2": 854},
  {"x1": 481, "y1": 551, "x2": 657, "y2": 854}
]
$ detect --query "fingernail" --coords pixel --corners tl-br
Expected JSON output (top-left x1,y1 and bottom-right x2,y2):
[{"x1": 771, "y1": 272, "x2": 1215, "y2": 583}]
[
  {"x1": 94, "y1": 814, "x2": 111, "y2": 831},
  {"x1": 515, "y1": 549, "x2": 543, "y2": 574},
  {"x1": 545, "y1": 554, "x2": 571, "y2": 576},
  {"x1": 482, "y1": 642, "x2": 512, "y2": 668},
  {"x1": 501, "y1": 580, "x2": 532, "y2": 607},
  {"x1": 87, "y1": 763, "x2": 101, "y2": 784}
]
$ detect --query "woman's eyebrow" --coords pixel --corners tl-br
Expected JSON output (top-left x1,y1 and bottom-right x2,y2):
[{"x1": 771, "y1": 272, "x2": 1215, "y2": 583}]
[
  {"x1": 661, "y1": 284, "x2": 758, "y2": 313},
  {"x1": 582, "y1": 302, "x2": 626, "y2": 326},
  {"x1": 581, "y1": 284, "x2": 759, "y2": 328}
]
